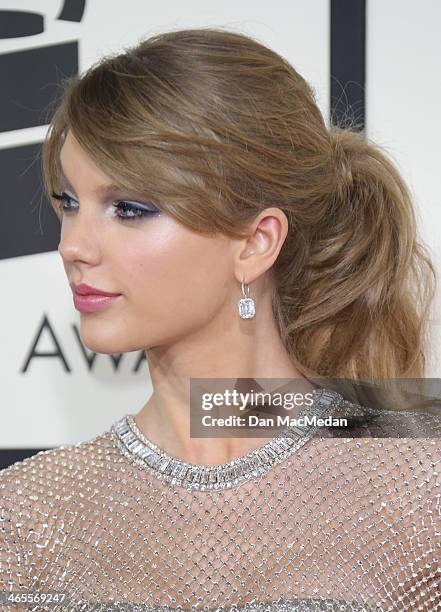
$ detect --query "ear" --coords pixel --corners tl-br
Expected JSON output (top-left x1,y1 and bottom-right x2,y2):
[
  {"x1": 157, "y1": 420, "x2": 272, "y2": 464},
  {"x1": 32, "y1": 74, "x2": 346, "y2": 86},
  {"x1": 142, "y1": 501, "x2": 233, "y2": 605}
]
[{"x1": 234, "y1": 207, "x2": 289, "y2": 285}]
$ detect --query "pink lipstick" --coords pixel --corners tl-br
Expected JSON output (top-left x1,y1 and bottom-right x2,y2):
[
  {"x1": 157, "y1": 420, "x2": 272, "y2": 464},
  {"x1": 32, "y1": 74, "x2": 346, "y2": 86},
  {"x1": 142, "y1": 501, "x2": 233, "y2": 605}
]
[{"x1": 70, "y1": 283, "x2": 121, "y2": 313}]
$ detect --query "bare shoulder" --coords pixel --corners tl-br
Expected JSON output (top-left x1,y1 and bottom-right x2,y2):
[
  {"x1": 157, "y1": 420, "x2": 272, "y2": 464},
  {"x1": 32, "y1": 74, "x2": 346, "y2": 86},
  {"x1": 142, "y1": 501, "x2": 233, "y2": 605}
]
[
  {"x1": 335, "y1": 395, "x2": 441, "y2": 489},
  {"x1": 309, "y1": 390, "x2": 441, "y2": 500},
  {"x1": 0, "y1": 430, "x2": 117, "y2": 599},
  {"x1": 0, "y1": 429, "x2": 115, "y2": 501},
  {"x1": 0, "y1": 432, "x2": 107, "y2": 487}
]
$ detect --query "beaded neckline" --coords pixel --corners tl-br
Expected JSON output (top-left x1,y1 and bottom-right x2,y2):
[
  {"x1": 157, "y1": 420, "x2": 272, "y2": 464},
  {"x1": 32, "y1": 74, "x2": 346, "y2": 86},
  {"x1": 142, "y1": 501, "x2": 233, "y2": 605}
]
[{"x1": 111, "y1": 387, "x2": 342, "y2": 490}]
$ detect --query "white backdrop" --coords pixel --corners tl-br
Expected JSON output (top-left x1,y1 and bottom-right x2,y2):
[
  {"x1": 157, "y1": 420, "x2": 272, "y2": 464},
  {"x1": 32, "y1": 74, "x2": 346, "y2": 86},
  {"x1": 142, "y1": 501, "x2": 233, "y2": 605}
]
[
  {"x1": 0, "y1": 0, "x2": 439, "y2": 449},
  {"x1": 367, "y1": 0, "x2": 441, "y2": 375}
]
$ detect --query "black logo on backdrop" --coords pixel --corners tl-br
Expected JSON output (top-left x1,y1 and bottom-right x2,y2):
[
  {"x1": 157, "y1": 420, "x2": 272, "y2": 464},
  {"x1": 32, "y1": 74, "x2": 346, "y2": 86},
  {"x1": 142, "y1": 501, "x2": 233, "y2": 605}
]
[
  {"x1": 1, "y1": 3, "x2": 148, "y2": 373},
  {"x1": 0, "y1": 1, "x2": 87, "y2": 260},
  {"x1": 20, "y1": 314, "x2": 147, "y2": 373}
]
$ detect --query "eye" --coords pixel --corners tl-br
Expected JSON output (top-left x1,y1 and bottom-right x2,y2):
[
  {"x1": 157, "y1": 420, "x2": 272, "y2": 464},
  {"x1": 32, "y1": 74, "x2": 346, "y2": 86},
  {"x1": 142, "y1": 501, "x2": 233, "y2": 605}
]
[
  {"x1": 50, "y1": 192, "x2": 160, "y2": 221},
  {"x1": 51, "y1": 191, "x2": 77, "y2": 214},
  {"x1": 112, "y1": 200, "x2": 159, "y2": 221}
]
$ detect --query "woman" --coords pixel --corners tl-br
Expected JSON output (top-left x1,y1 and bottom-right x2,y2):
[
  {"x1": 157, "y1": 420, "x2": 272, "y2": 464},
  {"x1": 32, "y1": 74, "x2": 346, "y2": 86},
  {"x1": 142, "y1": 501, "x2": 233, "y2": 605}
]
[{"x1": 1, "y1": 27, "x2": 440, "y2": 611}]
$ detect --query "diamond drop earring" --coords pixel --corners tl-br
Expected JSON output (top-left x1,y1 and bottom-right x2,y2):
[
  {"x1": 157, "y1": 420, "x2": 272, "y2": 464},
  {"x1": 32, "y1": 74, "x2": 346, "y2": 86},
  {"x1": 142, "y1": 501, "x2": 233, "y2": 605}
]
[{"x1": 238, "y1": 279, "x2": 256, "y2": 319}]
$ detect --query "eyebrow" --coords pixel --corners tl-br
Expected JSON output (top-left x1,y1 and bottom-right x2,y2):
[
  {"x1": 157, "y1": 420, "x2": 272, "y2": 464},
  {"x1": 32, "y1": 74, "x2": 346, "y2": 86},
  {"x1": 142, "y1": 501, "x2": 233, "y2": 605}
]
[{"x1": 58, "y1": 166, "x2": 128, "y2": 197}]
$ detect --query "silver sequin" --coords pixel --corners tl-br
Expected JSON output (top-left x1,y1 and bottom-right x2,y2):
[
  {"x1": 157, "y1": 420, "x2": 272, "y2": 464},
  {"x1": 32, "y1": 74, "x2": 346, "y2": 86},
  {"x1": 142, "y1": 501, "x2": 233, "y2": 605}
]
[{"x1": 1, "y1": 388, "x2": 440, "y2": 611}]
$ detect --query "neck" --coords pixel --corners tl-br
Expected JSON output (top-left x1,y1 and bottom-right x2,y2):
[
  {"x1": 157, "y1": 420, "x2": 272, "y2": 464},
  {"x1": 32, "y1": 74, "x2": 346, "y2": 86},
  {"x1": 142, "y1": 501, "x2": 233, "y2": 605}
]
[{"x1": 134, "y1": 295, "x2": 314, "y2": 466}]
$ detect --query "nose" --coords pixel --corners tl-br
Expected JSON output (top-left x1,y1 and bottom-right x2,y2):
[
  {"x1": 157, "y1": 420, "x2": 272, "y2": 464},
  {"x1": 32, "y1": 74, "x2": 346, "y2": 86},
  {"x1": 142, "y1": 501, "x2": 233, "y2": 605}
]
[{"x1": 57, "y1": 211, "x2": 101, "y2": 266}]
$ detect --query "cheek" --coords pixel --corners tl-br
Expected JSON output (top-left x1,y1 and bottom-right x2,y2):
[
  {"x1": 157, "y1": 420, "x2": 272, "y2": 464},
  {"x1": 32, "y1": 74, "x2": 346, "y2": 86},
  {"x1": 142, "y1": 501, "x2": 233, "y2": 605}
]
[{"x1": 114, "y1": 222, "x2": 233, "y2": 316}]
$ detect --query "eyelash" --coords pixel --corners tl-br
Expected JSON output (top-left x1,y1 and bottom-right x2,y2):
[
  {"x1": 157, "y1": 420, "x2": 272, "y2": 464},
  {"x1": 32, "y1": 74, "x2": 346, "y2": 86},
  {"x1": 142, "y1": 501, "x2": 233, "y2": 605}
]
[{"x1": 51, "y1": 192, "x2": 159, "y2": 221}]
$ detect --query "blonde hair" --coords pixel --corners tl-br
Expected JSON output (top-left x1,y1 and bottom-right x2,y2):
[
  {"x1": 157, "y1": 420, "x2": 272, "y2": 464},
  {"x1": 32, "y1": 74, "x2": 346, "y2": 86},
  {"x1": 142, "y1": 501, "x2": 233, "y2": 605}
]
[{"x1": 41, "y1": 27, "x2": 437, "y2": 382}]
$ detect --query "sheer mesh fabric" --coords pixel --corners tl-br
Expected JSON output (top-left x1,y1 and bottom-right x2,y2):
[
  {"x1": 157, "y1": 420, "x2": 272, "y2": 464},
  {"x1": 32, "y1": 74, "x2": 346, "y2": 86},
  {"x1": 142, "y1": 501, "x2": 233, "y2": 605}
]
[{"x1": 1, "y1": 388, "x2": 440, "y2": 611}]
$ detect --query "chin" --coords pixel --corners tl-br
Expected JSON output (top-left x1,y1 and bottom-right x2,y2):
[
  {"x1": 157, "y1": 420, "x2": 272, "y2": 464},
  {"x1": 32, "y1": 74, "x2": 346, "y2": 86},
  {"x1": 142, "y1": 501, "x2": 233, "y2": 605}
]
[
  {"x1": 80, "y1": 329, "x2": 154, "y2": 355},
  {"x1": 78, "y1": 329, "x2": 128, "y2": 355},
  {"x1": 81, "y1": 340, "x2": 125, "y2": 355}
]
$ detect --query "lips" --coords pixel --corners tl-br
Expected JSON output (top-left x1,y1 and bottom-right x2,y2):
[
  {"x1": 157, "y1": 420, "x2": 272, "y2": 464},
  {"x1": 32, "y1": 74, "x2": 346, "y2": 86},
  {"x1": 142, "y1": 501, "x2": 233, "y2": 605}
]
[
  {"x1": 70, "y1": 282, "x2": 122, "y2": 313},
  {"x1": 70, "y1": 282, "x2": 121, "y2": 297},
  {"x1": 72, "y1": 292, "x2": 121, "y2": 314}
]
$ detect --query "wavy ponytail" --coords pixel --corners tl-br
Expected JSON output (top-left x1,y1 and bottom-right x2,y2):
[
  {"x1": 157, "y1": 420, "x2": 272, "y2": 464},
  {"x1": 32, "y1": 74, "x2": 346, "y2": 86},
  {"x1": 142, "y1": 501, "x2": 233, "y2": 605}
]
[
  {"x1": 274, "y1": 126, "x2": 437, "y2": 380},
  {"x1": 41, "y1": 27, "x2": 437, "y2": 382}
]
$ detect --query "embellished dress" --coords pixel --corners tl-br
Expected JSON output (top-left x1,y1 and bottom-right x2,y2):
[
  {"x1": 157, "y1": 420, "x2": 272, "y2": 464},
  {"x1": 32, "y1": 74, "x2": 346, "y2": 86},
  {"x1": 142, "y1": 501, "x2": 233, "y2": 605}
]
[{"x1": 1, "y1": 388, "x2": 440, "y2": 611}]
